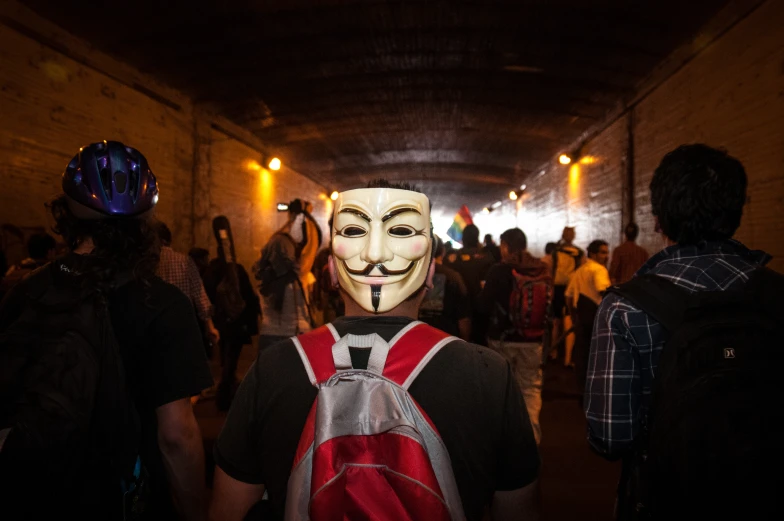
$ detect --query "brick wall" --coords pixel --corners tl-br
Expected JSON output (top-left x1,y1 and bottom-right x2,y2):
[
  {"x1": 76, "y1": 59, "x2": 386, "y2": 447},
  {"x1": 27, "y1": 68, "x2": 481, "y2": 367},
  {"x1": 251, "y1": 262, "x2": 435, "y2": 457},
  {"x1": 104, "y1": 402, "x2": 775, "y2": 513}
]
[
  {"x1": 0, "y1": 5, "x2": 327, "y2": 271},
  {"x1": 519, "y1": 0, "x2": 784, "y2": 272}
]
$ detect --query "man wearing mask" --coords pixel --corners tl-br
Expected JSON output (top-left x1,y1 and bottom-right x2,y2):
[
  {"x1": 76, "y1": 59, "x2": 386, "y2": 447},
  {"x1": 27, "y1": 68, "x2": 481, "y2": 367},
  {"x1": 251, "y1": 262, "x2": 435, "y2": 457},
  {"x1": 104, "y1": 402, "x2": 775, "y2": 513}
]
[{"x1": 210, "y1": 180, "x2": 541, "y2": 521}]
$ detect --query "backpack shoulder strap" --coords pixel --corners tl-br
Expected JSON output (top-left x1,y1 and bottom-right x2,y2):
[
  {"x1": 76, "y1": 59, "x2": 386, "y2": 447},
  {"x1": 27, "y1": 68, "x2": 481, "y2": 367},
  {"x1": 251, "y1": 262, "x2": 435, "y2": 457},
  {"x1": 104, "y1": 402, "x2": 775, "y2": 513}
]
[
  {"x1": 607, "y1": 274, "x2": 690, "y2": 332},
  {"x1": 291, "y1": 324, "x2": 341, "y2": 387},
  {"x1": 382, "y1": 321, "x2": 457, "y2": 389}
]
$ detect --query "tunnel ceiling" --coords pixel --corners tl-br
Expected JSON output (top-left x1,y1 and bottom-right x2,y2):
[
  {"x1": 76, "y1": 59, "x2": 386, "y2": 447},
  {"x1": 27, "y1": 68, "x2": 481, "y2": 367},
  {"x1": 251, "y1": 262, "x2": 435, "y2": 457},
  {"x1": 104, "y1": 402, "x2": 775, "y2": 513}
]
[{"x1": 26, "y1": 0, "x2": 728, "y2": 217}]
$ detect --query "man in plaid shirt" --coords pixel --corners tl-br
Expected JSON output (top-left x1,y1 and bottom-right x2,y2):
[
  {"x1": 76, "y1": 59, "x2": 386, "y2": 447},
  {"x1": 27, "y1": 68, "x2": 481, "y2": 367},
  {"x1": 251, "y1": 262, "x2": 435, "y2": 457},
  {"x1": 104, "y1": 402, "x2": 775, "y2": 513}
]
[
  {"x1": 584, "y1": 144, "x2": 772, "y2": 459},
  {"x1": 157, "y1": 222, "x2": 220, "y2": 349}
]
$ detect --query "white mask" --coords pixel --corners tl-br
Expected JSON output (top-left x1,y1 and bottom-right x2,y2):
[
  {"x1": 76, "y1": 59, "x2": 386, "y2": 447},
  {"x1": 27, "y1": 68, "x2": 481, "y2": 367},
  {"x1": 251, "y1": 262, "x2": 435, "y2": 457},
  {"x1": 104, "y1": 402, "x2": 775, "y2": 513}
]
[{"x1": 332, "y1": 188, "x2": 433, "y2": 313}]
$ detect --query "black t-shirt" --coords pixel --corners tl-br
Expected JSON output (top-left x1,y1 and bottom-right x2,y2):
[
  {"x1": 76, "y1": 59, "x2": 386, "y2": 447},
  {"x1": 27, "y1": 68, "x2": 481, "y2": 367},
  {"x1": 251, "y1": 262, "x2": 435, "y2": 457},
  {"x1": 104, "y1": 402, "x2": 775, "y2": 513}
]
[
  {"x1": 214, "y1": 316, "x2": 539, "y2": 521},
  {"x1": 418, "y1": 263, "x2": 471, "y2": 336},
  {"x1": 0, "y1": 254, "x2": 214, "y2": 517}
]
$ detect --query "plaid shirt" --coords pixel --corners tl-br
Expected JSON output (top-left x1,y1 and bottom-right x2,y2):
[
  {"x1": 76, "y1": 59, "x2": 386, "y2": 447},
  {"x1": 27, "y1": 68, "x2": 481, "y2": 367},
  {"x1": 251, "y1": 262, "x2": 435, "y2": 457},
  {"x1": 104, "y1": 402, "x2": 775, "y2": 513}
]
[
  {"x1": 584, "y1": 239, "x2": 771, "y2": 458},
  {"x1": 157, "y1": 246, "x2": 213, "y2": 321}
]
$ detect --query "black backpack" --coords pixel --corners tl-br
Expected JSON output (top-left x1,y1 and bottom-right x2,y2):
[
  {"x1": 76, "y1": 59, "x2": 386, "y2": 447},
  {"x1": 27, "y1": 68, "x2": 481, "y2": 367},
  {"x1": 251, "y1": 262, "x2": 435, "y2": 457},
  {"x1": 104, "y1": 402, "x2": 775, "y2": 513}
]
[
  {"x1": 0, "y1": 264, "x2": 148, "y2": 519},
  {"x1": 609, "y1": 268, "x2": 783, "y2": 520}
]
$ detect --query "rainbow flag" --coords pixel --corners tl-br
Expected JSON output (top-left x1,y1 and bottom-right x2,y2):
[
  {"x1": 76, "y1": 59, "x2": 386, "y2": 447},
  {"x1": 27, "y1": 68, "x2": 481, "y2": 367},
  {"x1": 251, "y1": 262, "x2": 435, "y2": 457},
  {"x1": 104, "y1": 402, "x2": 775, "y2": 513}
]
[{"x1": 446, "y1": 205, "x2": 473, "y2": 243}]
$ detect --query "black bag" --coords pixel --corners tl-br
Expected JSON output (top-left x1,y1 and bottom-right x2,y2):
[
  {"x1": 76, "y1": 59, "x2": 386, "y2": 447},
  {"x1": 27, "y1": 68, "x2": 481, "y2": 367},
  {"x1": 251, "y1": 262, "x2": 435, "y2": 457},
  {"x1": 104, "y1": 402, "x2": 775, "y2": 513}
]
[
  {"x1": 608, "y1": 269, "x2": 783, "y2": 520},
  {"x1": 0, "y1": 265, "x2": 147, "y2": 519}
]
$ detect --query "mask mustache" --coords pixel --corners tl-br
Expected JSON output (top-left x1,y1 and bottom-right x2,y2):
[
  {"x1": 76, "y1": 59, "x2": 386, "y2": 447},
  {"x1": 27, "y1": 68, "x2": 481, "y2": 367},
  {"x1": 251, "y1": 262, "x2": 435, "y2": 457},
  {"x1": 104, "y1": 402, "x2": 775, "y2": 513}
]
[{"x1": 344, "y1": 261, "x2": 415, "y2": 276}]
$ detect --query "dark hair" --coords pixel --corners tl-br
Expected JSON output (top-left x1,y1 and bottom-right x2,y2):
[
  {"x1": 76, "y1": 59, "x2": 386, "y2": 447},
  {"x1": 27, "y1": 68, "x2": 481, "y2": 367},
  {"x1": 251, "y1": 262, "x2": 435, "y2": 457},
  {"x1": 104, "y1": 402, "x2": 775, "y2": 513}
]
[
  {"x1": 624, "y1": 222, "x2": 639, "y2": 241},
  {"x1": 462, "y1": 224, "x2": 480, "y2": 248},
  {"x1": 366, "y1": 179, "x2": 421, "y2": 192},
  {"x1": 587, "y1": 240, "x2": 609, "y2": 255},
  {"x1": 500, "y1": 228, "x2": 527, "y2": 254},
  {"x1": 288, "y1": 199, "x2": 303, "y2": 215},
  {"x1": 188, "y1": 247, "x2": 209, "y2": 263},
  {"x1": 156, "y1": 221, "x2": 173, "y2": 246},
  {"x1": 188, "y1": 247, "x2": 210, "y2": 277},
  {"x1": 483, "y1": 234, "x2": 494, "y2": 246},
  {"x1": 48, "y1": 195, "x2": 160, "y2": 289},
  {"x1": 544, "y1": 242, "x2": 557, "y2": 255},
  {"x1": 27, "y1": 232, "x2": 56, "y2": 259},
  {"x1": 650, "y1": 144, "x2": 747, "y2": 244},
  {"x1": 435, "y1": 236, "x2": 445, "y2": 258}
]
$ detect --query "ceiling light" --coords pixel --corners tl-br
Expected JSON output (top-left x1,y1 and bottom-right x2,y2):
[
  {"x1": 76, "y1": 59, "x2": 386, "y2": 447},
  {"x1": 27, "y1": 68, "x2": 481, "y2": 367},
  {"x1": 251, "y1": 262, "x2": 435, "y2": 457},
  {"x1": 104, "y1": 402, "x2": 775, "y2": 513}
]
[
  {"x1": 267, "y1": 157, "x2": 282, "y2": 171},
  {"x1": 509, "y1": 191, "x2": 518, "y2": 201},
  {"x1": 330, "y1": 191, "x2": 339, "y2": 201},
  {"x1": 559, "y1": 154, "x2": 572, "y2": 165},
  {"x1": 482, "y1": 207, "x2": 490, "y2": 215},
  {"x1": 491, "y1": 201, "x2": 503, "y2": 209},
  {"x1": 520, "y1": 184, "x2": 527, "y2": 191}
]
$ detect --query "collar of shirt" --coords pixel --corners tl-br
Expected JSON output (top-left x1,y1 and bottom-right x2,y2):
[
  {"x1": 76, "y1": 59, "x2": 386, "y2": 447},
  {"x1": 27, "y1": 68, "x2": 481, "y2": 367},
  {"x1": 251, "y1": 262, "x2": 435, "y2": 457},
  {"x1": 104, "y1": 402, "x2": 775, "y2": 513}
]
[{"x1": 637, "y1": 239, "x2": 771, "y2": 276}]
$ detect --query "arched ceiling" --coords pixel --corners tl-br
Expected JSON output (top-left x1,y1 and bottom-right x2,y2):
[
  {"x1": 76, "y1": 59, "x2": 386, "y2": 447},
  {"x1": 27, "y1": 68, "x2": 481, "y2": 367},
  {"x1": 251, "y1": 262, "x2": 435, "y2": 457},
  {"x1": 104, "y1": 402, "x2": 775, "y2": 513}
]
[{"x1": 25, "y1": 0, "x2": 729, "y2": 217}]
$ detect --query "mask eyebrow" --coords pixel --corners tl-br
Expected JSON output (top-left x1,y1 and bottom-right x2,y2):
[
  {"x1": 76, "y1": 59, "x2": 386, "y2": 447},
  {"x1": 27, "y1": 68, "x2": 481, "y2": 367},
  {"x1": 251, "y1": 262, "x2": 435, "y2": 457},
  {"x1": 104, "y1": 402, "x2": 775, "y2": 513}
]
[
  {"x1": 339, "y1": 208, "x2": 371, "y2": 222},
  {"x1": 382, "y1": 207, "x2": 421, "y2": 222}
]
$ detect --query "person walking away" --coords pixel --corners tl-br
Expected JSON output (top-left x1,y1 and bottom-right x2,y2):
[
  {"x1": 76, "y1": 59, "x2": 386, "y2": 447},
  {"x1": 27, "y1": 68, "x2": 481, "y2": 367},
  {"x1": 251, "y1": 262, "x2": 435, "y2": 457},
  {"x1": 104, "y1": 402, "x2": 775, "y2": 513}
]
[
  {"x1": 483, "y1": 233, "x2": 502, "y2": 262},
  {"x1": 156, "y1": 222, "x2": 220, "y2": 356},
  {"x1": 0, "y1": 141, "x2": 211, "y2": 521},
  {"x1": 549, "y1": 227, "x2": 584, "y2": 365},
  {"x1": 608, "y1": 223, "x2": 649, "y2": 285},
  {"x1": 205, "y1": 216, "x2": 260, "y2": 412},
  {"x1": 585, "y1": 144, "x2": 783, "y2": 520},
  {"x1": 445, "y1": 223, "x2": 495, "y2": 345},
  {"x1": 479, "y1": 227, "x2": 552, "y2": 444},
  {"x1": 564, "y1": 240, "x2": 610, "y2": 402},
  {"x1": 419, "y1": 236, "x2": 472, "y2": 341},
  {"x1": 209, "y1": 181, "x2": 541, "y2": 521},
  {"x1": 253, "y1": 231, "x2": 312, "y2": 351}
]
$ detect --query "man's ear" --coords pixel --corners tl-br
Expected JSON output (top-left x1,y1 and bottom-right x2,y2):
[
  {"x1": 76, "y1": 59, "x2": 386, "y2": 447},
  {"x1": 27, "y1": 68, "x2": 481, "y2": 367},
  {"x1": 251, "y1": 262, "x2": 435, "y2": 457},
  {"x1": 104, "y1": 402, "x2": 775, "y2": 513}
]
[
  {"x1": 328, "y1": 255, "x2": 339, "y2": 288},
  {"x1": 425, "y1": 259, "x2": 436, "y2": 290}
]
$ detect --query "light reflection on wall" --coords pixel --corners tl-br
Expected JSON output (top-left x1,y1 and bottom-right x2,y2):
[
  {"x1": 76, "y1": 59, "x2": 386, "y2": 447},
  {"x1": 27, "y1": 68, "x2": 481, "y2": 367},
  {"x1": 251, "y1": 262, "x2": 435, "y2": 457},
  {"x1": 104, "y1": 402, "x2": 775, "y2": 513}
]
[{"x1": 569, "y1": 163, "x2": 581, "y2": 199}]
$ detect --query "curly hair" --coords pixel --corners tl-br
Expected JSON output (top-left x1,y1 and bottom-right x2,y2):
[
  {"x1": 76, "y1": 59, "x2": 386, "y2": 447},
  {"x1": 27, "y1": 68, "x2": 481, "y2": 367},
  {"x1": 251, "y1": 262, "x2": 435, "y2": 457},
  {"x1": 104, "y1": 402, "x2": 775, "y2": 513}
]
[
  {"x1": 650, "y1": 144, "x2": 747, "y2": 244},
  {"x1": 48, "y1": 195, "x2": 161, "y2": 290}
]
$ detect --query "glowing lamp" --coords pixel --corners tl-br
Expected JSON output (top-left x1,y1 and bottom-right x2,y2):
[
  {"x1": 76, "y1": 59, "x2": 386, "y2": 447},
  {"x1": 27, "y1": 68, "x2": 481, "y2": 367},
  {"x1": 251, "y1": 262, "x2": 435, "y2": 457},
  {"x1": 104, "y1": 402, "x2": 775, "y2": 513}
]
[
  {"x1": 330, "y1": 191, "x2": 339, "y2": 201},
  {"x1": 267, "y1": 157, "x2": 282, "y2": 171},
  {"x1": 559, "y1": 154, "x2": 572, "y2": 165}
]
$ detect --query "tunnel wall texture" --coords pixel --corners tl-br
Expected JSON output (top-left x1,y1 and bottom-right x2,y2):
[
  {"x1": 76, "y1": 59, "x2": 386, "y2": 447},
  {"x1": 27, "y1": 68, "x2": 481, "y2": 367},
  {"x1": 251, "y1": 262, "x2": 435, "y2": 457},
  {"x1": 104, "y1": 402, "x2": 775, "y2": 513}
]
[
  {"x1": 518, "y1": 0, "x2": 784, "y2": 273},
  {"x1": 0, "y1": 3, "x2": 328, "y2": 270}
]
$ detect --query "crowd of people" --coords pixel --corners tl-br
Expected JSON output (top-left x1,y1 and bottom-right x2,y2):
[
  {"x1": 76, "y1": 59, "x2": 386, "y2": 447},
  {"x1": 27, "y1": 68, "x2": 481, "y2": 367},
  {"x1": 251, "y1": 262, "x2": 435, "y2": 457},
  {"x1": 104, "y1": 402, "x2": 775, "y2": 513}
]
[{"x1": 0, "y1": 140, "x2": 780, "y2": 521}]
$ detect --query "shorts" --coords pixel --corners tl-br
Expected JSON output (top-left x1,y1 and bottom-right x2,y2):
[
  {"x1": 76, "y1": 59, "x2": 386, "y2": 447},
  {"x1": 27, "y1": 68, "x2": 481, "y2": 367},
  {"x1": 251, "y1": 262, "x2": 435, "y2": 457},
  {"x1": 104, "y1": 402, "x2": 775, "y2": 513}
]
[{"x1": 552, "y1": 285, "x2": 566, "y2": 319}]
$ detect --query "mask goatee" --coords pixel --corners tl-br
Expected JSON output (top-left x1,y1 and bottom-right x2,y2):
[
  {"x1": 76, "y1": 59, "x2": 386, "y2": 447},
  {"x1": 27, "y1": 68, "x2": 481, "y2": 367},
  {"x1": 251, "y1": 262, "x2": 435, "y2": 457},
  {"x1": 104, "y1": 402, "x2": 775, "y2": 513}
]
[{"x1": 371, "y1": 284, "x2": 381, "y2": 313}]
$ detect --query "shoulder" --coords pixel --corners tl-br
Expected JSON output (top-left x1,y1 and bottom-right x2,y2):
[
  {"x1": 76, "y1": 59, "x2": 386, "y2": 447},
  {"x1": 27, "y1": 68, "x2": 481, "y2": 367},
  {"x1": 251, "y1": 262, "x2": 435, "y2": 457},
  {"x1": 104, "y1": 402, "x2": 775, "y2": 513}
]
[{"x1": 428, "y1": 338, "x2": 511, "y2": 380}]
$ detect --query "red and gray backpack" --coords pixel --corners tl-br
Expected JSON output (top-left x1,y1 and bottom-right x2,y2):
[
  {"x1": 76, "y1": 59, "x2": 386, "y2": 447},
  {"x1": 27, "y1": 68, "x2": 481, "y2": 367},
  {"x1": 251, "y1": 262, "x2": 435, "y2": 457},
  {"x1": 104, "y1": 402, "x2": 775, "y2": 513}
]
[
  {"x1": 507, "y1": 268, "x2": 553, "y2": 342},
  {"x1": 284, "y1": 321, "x2": 466, "y2": 521}
]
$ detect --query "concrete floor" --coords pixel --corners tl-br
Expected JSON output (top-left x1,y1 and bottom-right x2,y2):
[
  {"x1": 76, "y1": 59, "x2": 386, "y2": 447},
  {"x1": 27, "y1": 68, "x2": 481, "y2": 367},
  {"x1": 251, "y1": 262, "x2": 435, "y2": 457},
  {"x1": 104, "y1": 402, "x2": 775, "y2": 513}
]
[{"x1": 195, "y1": 342, "x2": 621, "y2": 521}]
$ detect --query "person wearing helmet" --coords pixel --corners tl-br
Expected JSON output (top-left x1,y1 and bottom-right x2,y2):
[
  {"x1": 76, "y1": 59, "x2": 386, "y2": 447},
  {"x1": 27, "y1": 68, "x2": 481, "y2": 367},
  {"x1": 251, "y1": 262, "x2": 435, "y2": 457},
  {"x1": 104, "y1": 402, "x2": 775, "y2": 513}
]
[{"x1": 0, "y1": 141, "x2": 212, "y2": 520}]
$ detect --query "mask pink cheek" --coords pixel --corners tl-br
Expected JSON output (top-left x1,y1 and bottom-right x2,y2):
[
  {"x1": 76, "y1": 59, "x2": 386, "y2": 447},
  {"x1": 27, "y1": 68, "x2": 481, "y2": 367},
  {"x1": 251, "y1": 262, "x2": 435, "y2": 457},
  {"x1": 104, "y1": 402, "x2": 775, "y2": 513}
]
[{"x1": 334, "y1": 244, "x2": 346, "y2": 257}]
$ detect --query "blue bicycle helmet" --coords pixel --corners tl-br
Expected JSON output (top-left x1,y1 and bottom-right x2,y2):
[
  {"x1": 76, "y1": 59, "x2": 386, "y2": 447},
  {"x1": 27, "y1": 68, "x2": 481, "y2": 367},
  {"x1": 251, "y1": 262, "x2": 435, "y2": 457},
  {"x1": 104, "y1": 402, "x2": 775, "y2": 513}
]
[{"x1": 62, "y1": 140, "x2": 159, "y2": 219}]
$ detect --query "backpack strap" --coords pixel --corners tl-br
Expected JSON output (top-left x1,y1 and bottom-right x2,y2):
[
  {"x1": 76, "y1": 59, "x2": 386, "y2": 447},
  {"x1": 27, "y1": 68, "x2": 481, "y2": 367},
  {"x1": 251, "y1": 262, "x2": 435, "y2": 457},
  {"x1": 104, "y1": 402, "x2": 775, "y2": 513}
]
[
  {"x1": 607, "y1": 274, "x2": 690, "y2": 332},
  {"x1": 291, "y1": 324, "x2": 341, "y2": 386},
  {"x1": 382, "y1": 321, "x2": 457, "y2": 389}
]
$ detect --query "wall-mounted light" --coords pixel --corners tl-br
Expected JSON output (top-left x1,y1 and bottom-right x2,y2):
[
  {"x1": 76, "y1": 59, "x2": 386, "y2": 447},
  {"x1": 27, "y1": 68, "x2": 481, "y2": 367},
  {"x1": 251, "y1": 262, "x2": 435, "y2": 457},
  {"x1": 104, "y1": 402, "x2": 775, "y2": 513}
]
[
  {"x1": 559, "y1": 153, "x2": 572, "y2": 165},
  {"x1": 491, "y1": 201, "x2": 503, "y2": 209},
  {"x1": 267, "y1": 157, "x2": 282, "y2": 171},
  {"x1": 330, "y1": 190, "x2": 339, "y2": 201},
  {"x1": 509, "y1": 190, "x2": 518, "y2": 201},
  {"x1": 482, "y1": 207, "x2": 491, "y2": 214},
  {"x1": 520, "y1": 184, "x2": 527, "y2": 191}
]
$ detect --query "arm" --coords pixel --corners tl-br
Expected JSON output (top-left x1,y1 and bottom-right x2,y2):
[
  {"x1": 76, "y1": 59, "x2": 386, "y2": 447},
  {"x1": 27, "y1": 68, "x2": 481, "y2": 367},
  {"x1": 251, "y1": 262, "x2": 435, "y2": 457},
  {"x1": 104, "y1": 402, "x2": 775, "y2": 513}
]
[
  {"x1": 156, "y1": 398, "x2": 207, "y2": 521},
  {"x1": 208, "y1": 467, "x2": 265, "y2": 521},
  {"x1": 491, "y1": 480, "x2": 541, "y2": 521},
  {"x1": 584, "y1": 295, "x2": 641, "y2": 459}
]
